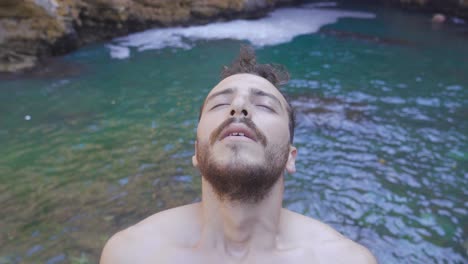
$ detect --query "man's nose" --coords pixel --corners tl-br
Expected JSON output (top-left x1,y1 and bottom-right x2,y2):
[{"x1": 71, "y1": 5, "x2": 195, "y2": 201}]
[
  {"x1": 229, "y1": 100, "x2": 250, "y2": 118},
  {"x1": 230, "y1": 108, "x2": 249, "y2": 117}
]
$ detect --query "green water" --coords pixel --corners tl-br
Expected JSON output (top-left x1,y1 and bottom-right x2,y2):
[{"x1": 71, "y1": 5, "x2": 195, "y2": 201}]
[{"x1": 1, "y1": 3, "x2": 467, "y2": 264}]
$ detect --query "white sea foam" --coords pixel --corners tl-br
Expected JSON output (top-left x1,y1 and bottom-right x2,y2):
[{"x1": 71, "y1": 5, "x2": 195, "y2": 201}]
[
  {"x1": 107, "y1": 44, "x2": 130, "y2": 59},
  {"x1": 108, "y1": 5, "x2": 375, "y2": 59}
]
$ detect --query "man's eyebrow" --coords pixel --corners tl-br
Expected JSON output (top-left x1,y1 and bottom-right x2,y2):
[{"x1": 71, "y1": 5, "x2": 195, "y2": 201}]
[
  {"x1": 205, "y1": 88, "x2": 234, "y2": 103},
  {"x1": 250, "y1": 88, "x2": 283, "y2": 109}
]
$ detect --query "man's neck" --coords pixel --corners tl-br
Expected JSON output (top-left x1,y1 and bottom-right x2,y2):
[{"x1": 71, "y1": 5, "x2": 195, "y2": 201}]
[{"x1": 197, "y1": 177, "x2": 284, "y2": 259}]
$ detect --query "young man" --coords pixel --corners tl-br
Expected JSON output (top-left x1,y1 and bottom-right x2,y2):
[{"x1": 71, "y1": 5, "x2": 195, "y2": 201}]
[{"x1": 100, "y1": 46, "x2": 377, "y2": 263}]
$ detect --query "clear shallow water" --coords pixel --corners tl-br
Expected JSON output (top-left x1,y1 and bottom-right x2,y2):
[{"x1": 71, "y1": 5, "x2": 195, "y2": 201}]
[{"x1": 0, "y1": 2, "x2": 467, "y2": 263}]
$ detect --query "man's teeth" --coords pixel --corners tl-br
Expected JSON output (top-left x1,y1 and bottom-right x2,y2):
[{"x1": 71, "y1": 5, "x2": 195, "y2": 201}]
[{"x1": 229, "y1": 132, "x2": 245, "y2": 137}]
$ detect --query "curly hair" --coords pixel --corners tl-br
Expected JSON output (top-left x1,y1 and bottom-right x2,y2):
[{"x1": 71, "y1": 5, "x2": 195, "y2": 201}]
[
  {"x1": 200, "y1": 45, "x2": 295, "y2": 143},
  {"x1": 220, "y1": 45, "x2": 290, "y2": 87}
]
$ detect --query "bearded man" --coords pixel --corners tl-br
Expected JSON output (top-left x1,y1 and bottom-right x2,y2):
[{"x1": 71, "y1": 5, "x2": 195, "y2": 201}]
[{"x1": 100, "y1": 46, "x2": 377, "y2": 264}]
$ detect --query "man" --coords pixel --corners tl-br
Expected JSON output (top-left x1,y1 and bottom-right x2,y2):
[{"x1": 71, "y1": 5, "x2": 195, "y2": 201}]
[{"x1": 100, "y1": 46, "x2": 377, "y2": 264}]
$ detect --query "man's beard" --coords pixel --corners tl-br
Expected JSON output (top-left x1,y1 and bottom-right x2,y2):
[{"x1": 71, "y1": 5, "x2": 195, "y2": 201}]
[{"x1": 196, "y1": 117, "x2": 290, "y2": 204}]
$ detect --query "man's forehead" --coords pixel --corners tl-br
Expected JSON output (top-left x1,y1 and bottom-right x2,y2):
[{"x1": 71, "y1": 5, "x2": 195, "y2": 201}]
[{"x1": 207, "y1": 73, "x2": 285, "y2": 102}]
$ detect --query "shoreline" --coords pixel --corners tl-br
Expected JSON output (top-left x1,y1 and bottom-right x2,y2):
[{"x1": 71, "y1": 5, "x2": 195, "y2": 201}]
[
  {"x1": 1, "y1": 0, "x2": 467, "y2": 75},
  {"x1": 0, "y1": 0, "x2": 305, "y2": 74}
]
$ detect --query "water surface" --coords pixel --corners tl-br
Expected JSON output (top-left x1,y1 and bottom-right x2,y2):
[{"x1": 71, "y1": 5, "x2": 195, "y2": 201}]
[{"x1": 0, "y1": 2, "x2": 467, "y2": 263}]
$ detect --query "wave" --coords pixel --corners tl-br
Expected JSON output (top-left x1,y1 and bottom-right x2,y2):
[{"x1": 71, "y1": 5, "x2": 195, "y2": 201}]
[{"x1": 107, "y1": 4, "x2": 375, "y2": 59}]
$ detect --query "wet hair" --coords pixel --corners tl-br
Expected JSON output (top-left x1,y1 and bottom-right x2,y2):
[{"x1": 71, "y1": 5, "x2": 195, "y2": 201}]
[{"x1": 200, "y1": 45, "x2": 296, "y2": 143}]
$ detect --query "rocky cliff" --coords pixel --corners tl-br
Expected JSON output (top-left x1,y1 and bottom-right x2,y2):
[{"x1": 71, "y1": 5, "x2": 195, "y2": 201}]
[{"x1": 0, "y1": 0, "x2": 299, "y2": 73}]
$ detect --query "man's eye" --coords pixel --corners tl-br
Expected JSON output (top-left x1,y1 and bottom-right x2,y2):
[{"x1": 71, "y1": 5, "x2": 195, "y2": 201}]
[
  {"x1": 211, "y1": 104, "x2": 228, "y2": 110},
  {"x1": 257, "y1": 105, "x2": 274, "y2": 111}
]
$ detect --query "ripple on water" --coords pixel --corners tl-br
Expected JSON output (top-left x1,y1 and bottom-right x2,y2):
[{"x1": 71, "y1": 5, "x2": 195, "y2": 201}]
[
  {"x1": 46, "y1": 254, "x2": 66, "y2": 264},
  {"x1": 1, "y1": 1, "x2": 467, "y2": 262}
]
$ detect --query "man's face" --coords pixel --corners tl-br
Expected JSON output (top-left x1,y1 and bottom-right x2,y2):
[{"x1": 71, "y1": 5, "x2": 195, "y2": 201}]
[{"x1": 193, "y1": 73, "x2": 296, "y2": 203}]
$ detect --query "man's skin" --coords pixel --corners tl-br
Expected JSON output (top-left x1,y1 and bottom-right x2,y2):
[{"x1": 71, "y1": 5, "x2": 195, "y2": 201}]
[{"x1": 100, "y1": 74, "x2": 377, "y2": 263}]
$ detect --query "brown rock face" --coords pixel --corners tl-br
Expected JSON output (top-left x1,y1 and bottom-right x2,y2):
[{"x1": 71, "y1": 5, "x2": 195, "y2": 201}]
[
  {"x1": 0, "y1": 0, "x2": 82, "y2": 72},
  {"x1": 1, "y1": 1, "x2": 62, "y2": 72},
  {"x1": 0, "y1": 0, "x2": 299, "y2": 73}
]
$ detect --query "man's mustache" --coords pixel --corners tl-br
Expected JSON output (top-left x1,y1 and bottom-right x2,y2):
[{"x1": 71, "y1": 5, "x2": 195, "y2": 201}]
[{"x1": 209, "y1": 117, "x2": 267, "y2": 146}]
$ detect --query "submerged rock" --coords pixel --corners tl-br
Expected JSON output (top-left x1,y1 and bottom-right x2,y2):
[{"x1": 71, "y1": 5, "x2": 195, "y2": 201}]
[
  {"x1": 0, "y1": 0, "x2": 300, "y2": 73},
  {"x1": 320, "y1": 29, "x2": 416, "y2": 47},
  {"x1": 292, "y1": 94, "x2": 370, "y2": 131},
  {"x1": 382, "y1": 0, "x2": 468, "y2": 21}
]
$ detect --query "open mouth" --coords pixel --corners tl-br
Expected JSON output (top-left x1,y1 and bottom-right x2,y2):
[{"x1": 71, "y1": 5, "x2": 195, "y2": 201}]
[
  {"x1": 220, "y1": 125, "x2": 257, "y2": 142},
  {"x1": 229, "y1": 132, "x2": 246, "y2": 137}
]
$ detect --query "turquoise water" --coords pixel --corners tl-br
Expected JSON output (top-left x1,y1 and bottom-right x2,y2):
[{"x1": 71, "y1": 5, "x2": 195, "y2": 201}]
[{"x1": 1, "y1": 2, "x2": 467, "y2": 263}]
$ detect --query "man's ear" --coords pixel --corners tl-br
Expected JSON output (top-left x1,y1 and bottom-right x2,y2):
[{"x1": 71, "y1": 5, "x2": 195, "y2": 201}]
[
  {"x1": 285, "y1": 145, "x2": 297, "y2": 174},
  {"x1": 192, "y1": 140, "x2": 198, "y2": 167}
]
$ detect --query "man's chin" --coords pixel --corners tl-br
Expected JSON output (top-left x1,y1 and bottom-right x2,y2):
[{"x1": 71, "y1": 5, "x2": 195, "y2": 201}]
[
  {"x1": 213, "y1": 151, "x2": 264, "y2": 168},
  {"x1": 215, "y1": 141, "x2": 263, "y2": 155},
  {"x1": 196, "y1": 142, "x2": 288, "y2": 203},
  {"x1": 200, "y1": 161, "x2": 279, "y2": 204}
]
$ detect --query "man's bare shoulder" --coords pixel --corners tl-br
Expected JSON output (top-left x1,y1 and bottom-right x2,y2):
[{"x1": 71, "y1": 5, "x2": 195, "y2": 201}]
[
  {"x1": 100, "y1": 203, "x2": 201, "y2": 264},
  {"x1": 281, "y1": 209, "x2": 377, "y2": 264}
]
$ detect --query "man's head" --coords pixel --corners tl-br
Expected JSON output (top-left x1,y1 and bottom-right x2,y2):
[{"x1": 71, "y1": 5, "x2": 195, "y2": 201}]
[
  {"x1": 199, "y1": 46, "x2": 295, "y2": 143},
  {"x1": 193, "y1": 46, "x2": 297, "y2": 204}
]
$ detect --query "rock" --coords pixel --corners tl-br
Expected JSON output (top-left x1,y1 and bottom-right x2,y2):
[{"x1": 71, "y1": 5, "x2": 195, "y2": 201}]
[
  {"x1": 0, "y1": 0, "x2": 300, "y2": 73},
  {"x1": 0, "y1": 52, "x2": 37, "y2": 73},
  {"x1": 0, "y1": 0, "x2": 77, "y2": 72}
]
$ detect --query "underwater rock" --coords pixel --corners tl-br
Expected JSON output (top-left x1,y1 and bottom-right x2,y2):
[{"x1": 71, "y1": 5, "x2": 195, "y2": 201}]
[
  {"x1": 320, "y1": 29, "x2": 416, "y2": 47},
  {"x1": 0, "y1": 0, "x2": 301, "y2": 73},
  {"x1": 0, "y1": 57, "x2": 85, "y2": 80},
  {"x1": 291, "y1": 95, "x2": 370, "y2": 131},
  {"x1": 381, "y1": 0, "x2": 468, "y2": 20}
]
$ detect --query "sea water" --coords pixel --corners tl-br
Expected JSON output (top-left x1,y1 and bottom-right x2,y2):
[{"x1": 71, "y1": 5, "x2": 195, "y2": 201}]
[{"x1": 0, "y1": 1, "x2": 466, "y2": 263}]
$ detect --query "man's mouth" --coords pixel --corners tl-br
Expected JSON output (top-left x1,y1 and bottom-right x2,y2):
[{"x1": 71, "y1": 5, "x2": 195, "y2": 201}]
[
  {"x1": 220, "y1": 125, "x2": 256, "y2": 142},
  {"x1": 209, "y1": 117, "x2": 267, "y2": 147}
]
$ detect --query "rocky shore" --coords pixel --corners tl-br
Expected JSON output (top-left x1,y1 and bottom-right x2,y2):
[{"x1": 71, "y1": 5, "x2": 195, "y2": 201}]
[
  {"x1": 1, "y1": 0, "x2": 467, "y2": 73},
  {"x1": 0, "y1": 0, "x2": 301, "y2": 73}
]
